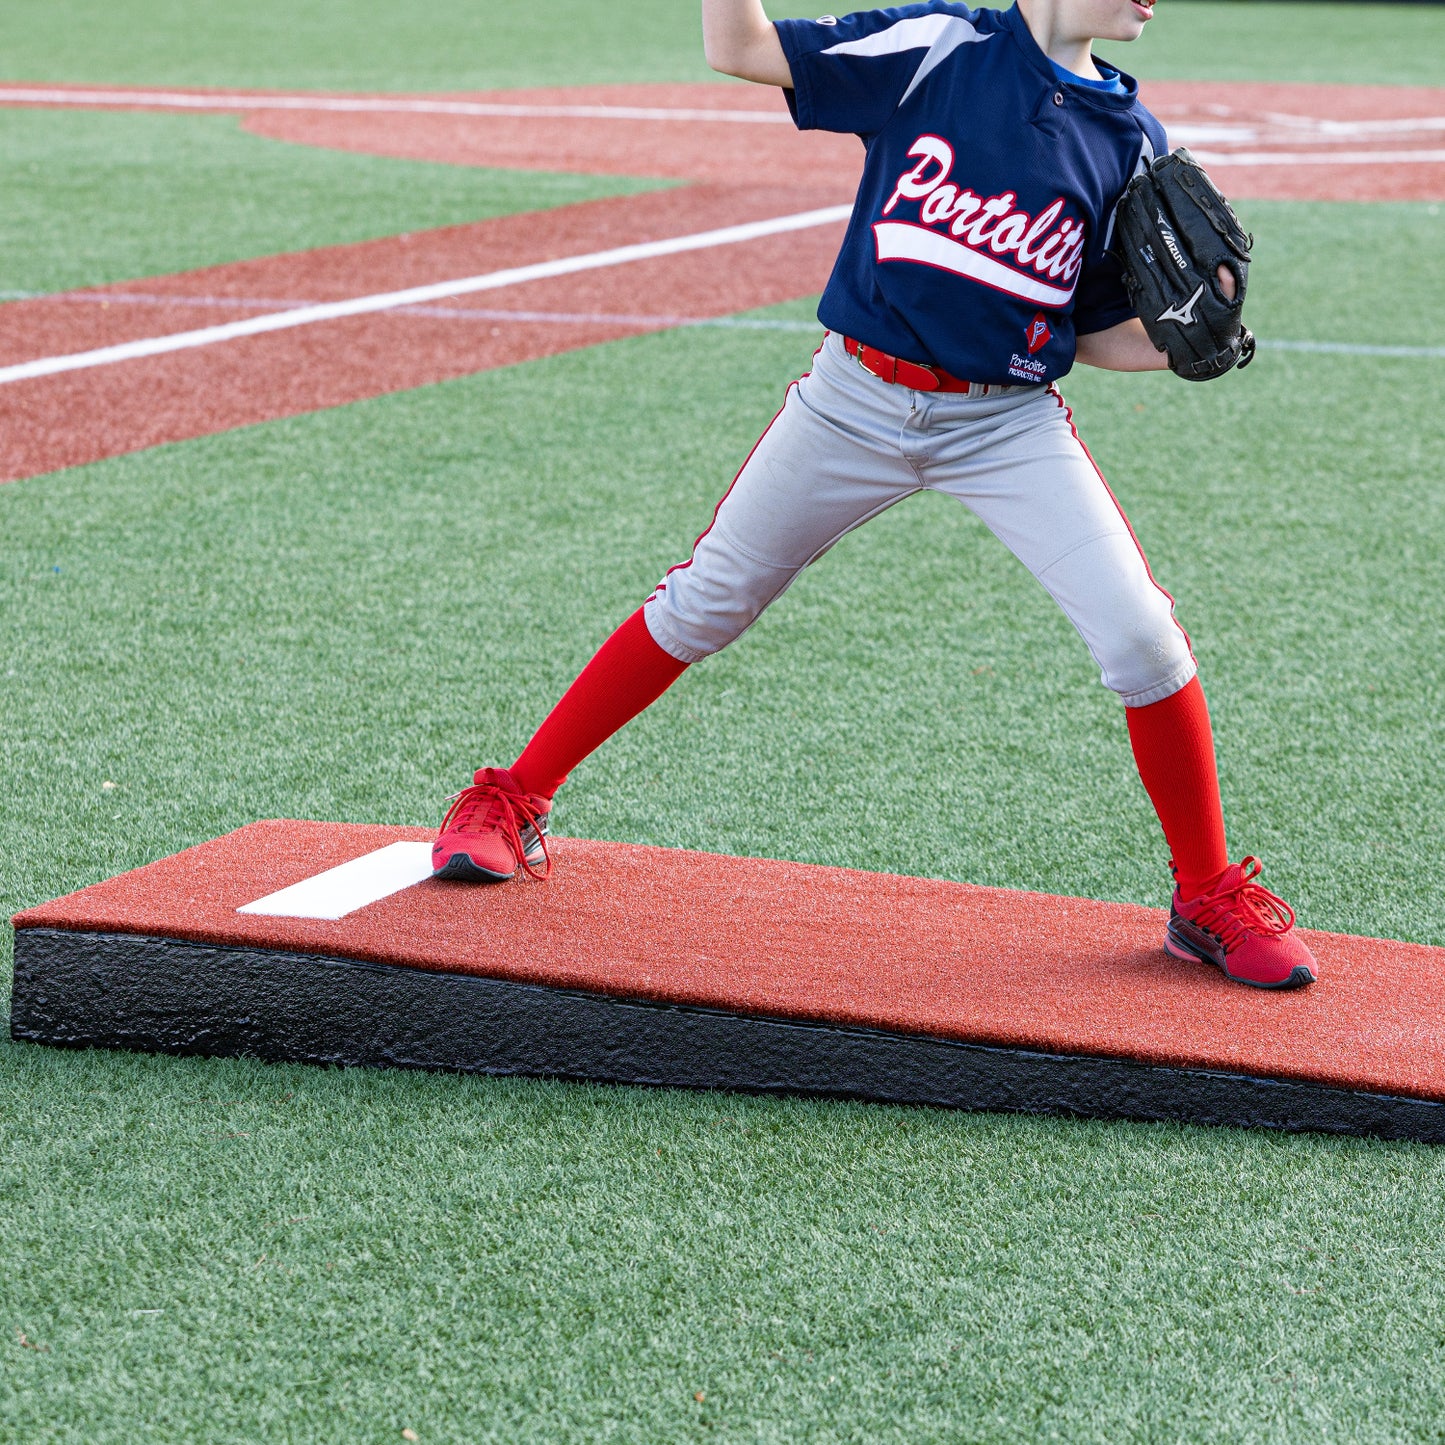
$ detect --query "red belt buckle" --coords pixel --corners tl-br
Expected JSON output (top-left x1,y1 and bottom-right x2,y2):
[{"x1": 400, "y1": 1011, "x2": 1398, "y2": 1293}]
[
  {"x1": 854, "y1": 342, "x2": 889, "y2": 383},
  {"x1": 894, "y1": 356, "x2": 941, "y2": 391},
  {"x1": 853, "y1": 340, "x2": 940, "y2": 392}
]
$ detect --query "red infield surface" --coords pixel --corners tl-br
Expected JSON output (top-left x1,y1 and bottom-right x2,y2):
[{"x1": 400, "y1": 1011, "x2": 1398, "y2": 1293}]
[
  {"x1": 13, "y1": 819, "x2": 1445, "y2": 1103},
  {"x1": 3, "y1": 79, "x2": 1441, "y2": 483},
  {"x1": 0, "y1": 185, "x2": 848, "y2": 482}
]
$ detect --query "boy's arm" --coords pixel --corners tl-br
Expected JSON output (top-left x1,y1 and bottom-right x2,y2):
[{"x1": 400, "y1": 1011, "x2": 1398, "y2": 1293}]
[
  {"x1": 1074, "y1": 318, "x2": 1169, "y2": 372},
  {"x1": 1077, "y1": 266, "x2": 1238, "y2": 372},
  {"x1": 703, "y1": 0, "x2": 793, "y2": 87}
]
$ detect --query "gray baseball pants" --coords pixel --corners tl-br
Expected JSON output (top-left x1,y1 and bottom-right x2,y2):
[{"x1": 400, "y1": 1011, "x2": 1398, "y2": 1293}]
[{"x1": 644, "y1": 331, "x2": 1195, "y2": 708}]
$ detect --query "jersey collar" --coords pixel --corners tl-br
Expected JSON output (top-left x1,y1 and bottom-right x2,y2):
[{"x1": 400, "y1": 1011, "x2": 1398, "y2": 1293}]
[{"x1": 999, "y1": 2, "x2": 1141, "y2": 110}]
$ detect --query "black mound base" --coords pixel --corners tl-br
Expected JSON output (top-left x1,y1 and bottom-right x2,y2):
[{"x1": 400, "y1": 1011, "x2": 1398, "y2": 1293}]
[{"x1": 14, "y1": 929, "x2": 1445, "y2": 1143}]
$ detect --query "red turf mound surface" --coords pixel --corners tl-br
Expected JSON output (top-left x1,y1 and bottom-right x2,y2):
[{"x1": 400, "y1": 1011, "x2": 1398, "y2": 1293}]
[{"x1": 14, "y1": 820, "x2": 1445, "y2": 1103}]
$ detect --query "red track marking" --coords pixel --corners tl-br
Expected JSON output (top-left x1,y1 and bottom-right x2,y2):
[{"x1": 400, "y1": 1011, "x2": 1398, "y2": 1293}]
[
  {"x1": 14, "y1": 818, "x2": 1445, "y2": 1102},
  {"x1": 0, "y1": 185, "x2": 846, "y2": 482},
  {"x1": 0, "y1": 185, "x2": 850, "y2": 369},
  {"x1": 1142, "y1": 81, "x2": 1445, "y2": 202},
  {"x1": 7, "y1": 79, "x2": 1441, "y2": 199},
  {"x1": 0, "y1": 81, "x2": 863, "y2": 187},
  {"x1": 241, "y1": 83, "x2": 863, "y2": 188},
  {"x1": 4, "y1": 78, "x2": 1440, "y2": 483},
  {"x1": 242, "y1": 80, "x2": 1445, "y2": 202}
]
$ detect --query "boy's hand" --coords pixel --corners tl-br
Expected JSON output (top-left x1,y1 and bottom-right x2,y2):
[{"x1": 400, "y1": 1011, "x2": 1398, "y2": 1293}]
[{"x1": 703, "y1": 0, "x2": 794, "y2": 87}]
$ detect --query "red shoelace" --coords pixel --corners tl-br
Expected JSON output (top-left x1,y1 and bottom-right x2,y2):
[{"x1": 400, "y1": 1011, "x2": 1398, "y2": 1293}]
[
  {"x1": 438, "y1": 773, "x2": 552, "y2": 880},
  {"x1": 1186, "y1": 856, "x2": 1295, "y2": 952}
]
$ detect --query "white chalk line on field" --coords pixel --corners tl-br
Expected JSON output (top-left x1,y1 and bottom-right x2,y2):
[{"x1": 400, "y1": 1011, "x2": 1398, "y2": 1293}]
[
  {"x1": 2, "y1": 287, "x2": 1440, "y2": 361},
  {"x1": 5, "y1": 86, "x2": 1445, "y2": 159},
  {"x1": 1192, "y1": 147, "x2": 1445, "y2": 167},
  {"x1": 0, "y1": 85, "x2": 795, "y2": 125},
  {"x1": 0, "y1": 289, "x2": 821, "y2": 329},
  {"x1": 0, "y1": 205, "x2": 852, "y2": 386},
  {"x1": 1258, "y1": 339, "x2": 1445, "y2": 359},
  {"x1": 1255, "y1": 110, "x2": 1445, "y2": 138}
]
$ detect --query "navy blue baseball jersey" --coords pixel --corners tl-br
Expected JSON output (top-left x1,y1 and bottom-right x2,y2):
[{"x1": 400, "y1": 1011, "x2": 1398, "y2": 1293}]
[{"x1": 775, "y1": 2, "x2": 1168, "y2": 385}]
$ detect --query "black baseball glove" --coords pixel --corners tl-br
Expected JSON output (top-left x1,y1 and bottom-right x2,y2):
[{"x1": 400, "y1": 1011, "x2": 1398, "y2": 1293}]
[{"x1": 1110, "y1": 147, "x2": 1256, "y2": 381}]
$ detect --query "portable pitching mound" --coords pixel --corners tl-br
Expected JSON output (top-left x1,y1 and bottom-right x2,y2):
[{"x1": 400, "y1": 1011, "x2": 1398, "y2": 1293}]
[{"x1": 10, "y1": 820, "x2": 1445, "y2": 1142}]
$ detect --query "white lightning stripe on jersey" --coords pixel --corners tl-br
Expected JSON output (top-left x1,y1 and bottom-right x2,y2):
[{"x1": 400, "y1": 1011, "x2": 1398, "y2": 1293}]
[
  {"x1": 1101, "y1": 132, "x2": 1156, "y2": 255},
  {"x1": 898, "y1": 18, "x2": 994, "y2": 108},
  {"x1": 821, "y1": 12, "x2": 986, "y2": 61},
  {"x1": 873, "y1": 222, "x2": 1078, "y2": 307}
]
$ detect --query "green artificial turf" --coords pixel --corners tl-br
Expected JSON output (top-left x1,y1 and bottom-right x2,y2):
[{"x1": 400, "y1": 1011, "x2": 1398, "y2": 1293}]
[
  {"x1": 3, "y1": 207, "x2": 1445, "y2": 1438},
  {"x1": 1241, "y1": 200, "x2": 1445, "y2": 349},
  {"x1": 1, "y1": 107, "x2": 664, "y2": 296},
  {"x1": 4, "y1": 1049, "x2": 1445, "y2": 1444},
  {"x1": 2, "y1": 201, "x2": 1438, "y2": 936},
  {"x1": 2, "y1": 0, "x2": 1440, "y2": 90},
  {"x1": 5, "y1": 3, "x2": 1445, "y2": 1439}
]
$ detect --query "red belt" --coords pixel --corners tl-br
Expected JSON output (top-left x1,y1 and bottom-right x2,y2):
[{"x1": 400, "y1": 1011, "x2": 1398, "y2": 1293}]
[{"x1": 843, "y1": 335, "x2": 984, "y2": 394}]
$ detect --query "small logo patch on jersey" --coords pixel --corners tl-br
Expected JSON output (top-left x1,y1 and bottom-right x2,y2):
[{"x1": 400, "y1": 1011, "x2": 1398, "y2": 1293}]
[
  {"x1": 1026, "y1": 312, "x2": 1052, "y2": 354},
  {"x1": 816, "y1": 13, "x2": 839, "y2": 23}
]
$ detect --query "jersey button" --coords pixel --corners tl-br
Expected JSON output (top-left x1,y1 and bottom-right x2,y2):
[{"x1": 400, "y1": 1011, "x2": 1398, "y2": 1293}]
[{"x1": 1052, "y1": 91, "x2": 1064, "y2": 106}]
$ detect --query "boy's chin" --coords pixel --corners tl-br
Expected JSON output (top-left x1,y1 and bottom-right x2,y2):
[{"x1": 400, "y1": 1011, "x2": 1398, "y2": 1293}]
[
  {"x1": 1096, "y1": 18, "x2": 1150, "y2": 43},
  {"x1": 1095, "y1": 0, "x2": 1154, "y2": 41}
]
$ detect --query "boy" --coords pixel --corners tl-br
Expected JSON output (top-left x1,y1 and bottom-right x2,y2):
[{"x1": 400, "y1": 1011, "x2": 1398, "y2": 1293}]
[{"x1": 432, "y1": 0, "x2": 1317, "y2": 990}]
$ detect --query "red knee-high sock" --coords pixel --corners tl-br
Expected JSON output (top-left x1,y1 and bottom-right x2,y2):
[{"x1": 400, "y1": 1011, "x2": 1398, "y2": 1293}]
[
  {"x1": 510, "y1": 607, "x2": 689, "y2": 799},
  {"x1": 1125, "y1": 675, "x2": 1230, "y2": 899}
]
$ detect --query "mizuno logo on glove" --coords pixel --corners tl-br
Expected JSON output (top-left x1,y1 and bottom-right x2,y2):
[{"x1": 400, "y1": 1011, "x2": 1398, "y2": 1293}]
[
  {"x1": 1157, "y1": 284, "x2": 1205, "y2": 326},
  {"x1": 1154, "y1": 210, "x2": 1189, "y2": 270}
]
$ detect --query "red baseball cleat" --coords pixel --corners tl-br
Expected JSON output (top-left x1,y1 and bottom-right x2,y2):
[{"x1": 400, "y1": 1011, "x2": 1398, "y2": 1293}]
[
  {"x1": 432, "y1": 766, "x2": 552, "y2": 882},
  {"x1": 1166, "y1": 857, "x2": 1317, "y2": 989}
]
